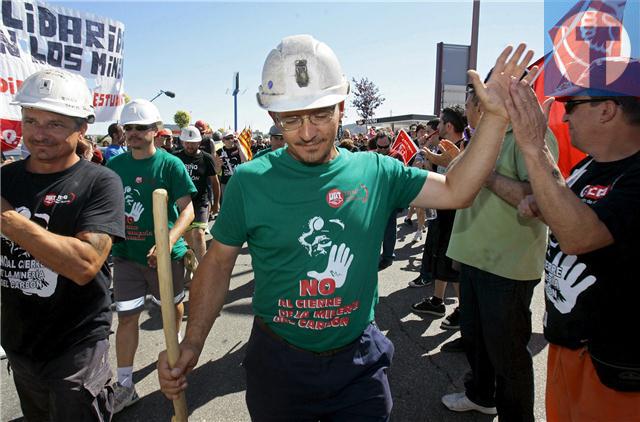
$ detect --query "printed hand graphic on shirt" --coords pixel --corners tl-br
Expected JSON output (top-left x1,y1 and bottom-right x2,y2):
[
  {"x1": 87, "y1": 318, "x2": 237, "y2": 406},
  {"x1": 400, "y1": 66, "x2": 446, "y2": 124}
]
[
  {"x1": 545, "y1": 251, "x2": 596, "y2": 314},
  {"x1": 307, "y1": 243, "x2": 354, "y2": 288},
  {"x1": 125, "y1": 202, "x2": 144, "y2": 223},
  {"x1": 1, "y1": 207, "x2": 58, "y2": 297}
]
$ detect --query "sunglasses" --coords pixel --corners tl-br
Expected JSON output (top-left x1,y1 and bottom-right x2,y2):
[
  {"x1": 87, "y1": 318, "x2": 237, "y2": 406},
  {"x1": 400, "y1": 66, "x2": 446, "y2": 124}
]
[
  {"x1": 124, "y1": 124, "x2": 155, "y2": 132},
  {"x1": 376, "y1": 143, "x2": 390, "y2": 149},
  {"x1": 564, "y1": 98, "x2": 619, "y2": 114}
]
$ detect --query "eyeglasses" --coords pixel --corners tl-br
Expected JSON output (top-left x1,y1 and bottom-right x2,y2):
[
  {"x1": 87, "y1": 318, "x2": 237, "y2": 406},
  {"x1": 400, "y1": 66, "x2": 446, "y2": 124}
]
[
  {"x1": 271, "y1": 135, "x2": 284, "y2": 140},
  {"x1": 564, "y1": 98, "x2": 619, "y2": 114},
  {"x1": 124, "y1": 124, "x2": 155, "y2": 132},
  {"x1": 277, "y1": 106, "x2": 336, "y2": 131}
]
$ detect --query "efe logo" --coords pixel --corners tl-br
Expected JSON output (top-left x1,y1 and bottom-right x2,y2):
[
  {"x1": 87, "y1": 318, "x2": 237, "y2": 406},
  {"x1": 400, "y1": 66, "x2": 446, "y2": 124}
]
[{"x1": 580, "y1": 184, "x2": 611, "y2": 200}]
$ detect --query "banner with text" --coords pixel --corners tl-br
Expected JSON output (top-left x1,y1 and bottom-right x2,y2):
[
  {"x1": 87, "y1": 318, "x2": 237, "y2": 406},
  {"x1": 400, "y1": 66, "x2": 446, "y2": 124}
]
[{"x1": 1, "y1": 0, "x2": 125, "y2": 129}]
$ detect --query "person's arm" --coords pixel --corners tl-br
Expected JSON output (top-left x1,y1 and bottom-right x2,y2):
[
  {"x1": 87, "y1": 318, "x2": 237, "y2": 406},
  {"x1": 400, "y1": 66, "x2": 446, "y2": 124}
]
[
  {"x1": 484, "y1": 172, "x2": 532, "y2": 208},
  {"x1": 210, "y1": 175, "x2": 220, "y2": 215},
  {"x1": 157, "y1": 240, "x2": 240, "y2": 399},
  {"x1": 146, "y1": 195, "x2": 195, "y2": 267},
  {"x1": 410, "y1": 43, "x2": 537, "y2": 210},
  {"x1": 505, "y1": 79, "x2": 613, "y2": 255},
  {"x1": 1, "y1": 197, "x2": 112, "y2": 285}
]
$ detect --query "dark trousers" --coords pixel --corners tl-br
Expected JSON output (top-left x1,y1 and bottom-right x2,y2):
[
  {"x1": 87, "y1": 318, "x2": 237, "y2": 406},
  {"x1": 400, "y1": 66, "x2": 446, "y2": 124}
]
[
  {"x1": 381, "y1": 209, "x2": 399, "y2": 261},
  {"x1": 459, "y1": 264, "x2": 539, "y2": 422},
  {"x1": 7, "y1": 339, "x2": 113, "y2": 422},
  {"x1": 243, "y1": 319, "x2": 394, "y2": 422}
]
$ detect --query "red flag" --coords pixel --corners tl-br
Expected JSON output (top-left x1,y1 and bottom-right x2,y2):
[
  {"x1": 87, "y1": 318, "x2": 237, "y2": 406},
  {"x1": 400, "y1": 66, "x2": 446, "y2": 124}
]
[
  {"x1": 389, "y1": 129, "x2": 418, "y2": 165},
  {"x1": 0, "y1": 119, "x2": 22, "y2": 152},
  {"x1": 237, "y1": 127, "x2": 253, "y2": 160},
  {"x1": 530, "y1": 55, "x2": 586, "y2": 177}
]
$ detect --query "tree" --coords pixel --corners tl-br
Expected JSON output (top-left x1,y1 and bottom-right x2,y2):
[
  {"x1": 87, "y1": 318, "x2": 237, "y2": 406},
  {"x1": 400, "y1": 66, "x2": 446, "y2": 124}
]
[
  {"x1": 174, "y1": 110, "x2": 191, "y2": 128},
  {"x1": 351, "y1": 77, "x2": 385, "y2": 120}
]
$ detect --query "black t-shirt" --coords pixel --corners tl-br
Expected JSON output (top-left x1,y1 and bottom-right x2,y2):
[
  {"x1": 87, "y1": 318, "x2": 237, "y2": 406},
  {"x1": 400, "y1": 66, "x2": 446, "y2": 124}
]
[
  {"x1": 220, "y1": 146, "x2": 242, "y2": 184},
  {"x1": 544, "y1": 152, "x2": 640, "y2": 356},
  {"x1": 174, "y1": 150, "x2": 216, "y2": 207},
  {"x1": 1, "y1": 159, "x2": 125, "y2": 361}
]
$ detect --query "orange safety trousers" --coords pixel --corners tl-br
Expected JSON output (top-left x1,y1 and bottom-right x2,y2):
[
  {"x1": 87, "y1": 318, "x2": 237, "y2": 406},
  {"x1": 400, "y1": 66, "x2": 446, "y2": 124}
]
[{"x1": 546, "y1": 343, "x2": 640, "y2": 421}]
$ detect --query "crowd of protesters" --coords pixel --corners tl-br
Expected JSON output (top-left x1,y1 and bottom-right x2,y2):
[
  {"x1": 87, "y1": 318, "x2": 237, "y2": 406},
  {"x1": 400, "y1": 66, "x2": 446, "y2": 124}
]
[{"x1": 1, "y1": 32, "x2": 639, "y2": 422}]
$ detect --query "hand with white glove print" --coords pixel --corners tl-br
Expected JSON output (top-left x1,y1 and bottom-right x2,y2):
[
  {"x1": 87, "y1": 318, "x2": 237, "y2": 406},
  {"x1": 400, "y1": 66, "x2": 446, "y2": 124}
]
[
  {"x1": 546, "y1": 251, "x2": 596, "y2": 314},
  {"x1": 307, "y1": 243, "x2": 354, "y2": 288},
  {"x1": 125, "y1": 202, "x2": 144, "y2": 223}
]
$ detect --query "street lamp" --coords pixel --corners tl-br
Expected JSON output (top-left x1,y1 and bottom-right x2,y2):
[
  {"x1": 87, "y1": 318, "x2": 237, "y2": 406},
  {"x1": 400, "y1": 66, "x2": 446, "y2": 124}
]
[{"x1": 150, "y1": 90, "x2": 176, "y2": 102}]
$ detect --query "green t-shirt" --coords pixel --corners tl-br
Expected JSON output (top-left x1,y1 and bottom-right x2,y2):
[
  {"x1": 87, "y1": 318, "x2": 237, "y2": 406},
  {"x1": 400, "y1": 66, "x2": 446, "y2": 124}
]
[
  {"x1": 107, "y1": 149, "x2": 197, "y2": 265},
  {"x1": 252, "y1": 148, "x2": 273, "y2": 159},
  {"x1": 446, "y1": 129, "x2": 559, "y2": 280},
  {"x1": 213, "y1": 148, "x2": 427, "y2": 352}
]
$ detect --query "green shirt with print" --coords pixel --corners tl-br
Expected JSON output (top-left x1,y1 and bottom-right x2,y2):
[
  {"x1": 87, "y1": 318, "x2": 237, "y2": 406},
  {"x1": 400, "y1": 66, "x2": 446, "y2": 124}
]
[
  {"x1": 446, "y1": 129, "x2": 559, "y2": 280},
  {"x1": 213, "y1": 148, "x2": 427, "y2": 352},
  {"x1": 107, "y1": 149, "x2": 197, "y2": 265}
]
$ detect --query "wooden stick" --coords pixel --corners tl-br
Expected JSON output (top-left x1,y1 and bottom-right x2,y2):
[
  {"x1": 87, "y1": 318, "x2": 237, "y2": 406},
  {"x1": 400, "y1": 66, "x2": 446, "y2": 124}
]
[{"x1": 152, "y1": 189, "x2": 189, "y2": 422}]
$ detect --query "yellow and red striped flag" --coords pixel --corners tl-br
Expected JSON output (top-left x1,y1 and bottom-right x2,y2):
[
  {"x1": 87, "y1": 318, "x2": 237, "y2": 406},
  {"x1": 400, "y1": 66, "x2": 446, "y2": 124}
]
[{"x1": 237, "y1": 127, "x2": 253, "y2": 160}]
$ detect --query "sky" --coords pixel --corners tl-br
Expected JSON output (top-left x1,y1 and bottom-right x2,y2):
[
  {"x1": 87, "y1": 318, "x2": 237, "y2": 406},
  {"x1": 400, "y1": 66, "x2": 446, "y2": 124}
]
[{"x1": 46, "y1": 0, "x2": 586, "y2": 135}]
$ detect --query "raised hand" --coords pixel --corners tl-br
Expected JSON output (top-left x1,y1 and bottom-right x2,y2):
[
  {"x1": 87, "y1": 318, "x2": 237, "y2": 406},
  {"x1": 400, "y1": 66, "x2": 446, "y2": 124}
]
[
  {"x1": 307, "y1": 243, "x2": 354, "y2": 288},
  {"x1": 125, "y1": 202, "x2": 144, "y2": 223},
  {"x1": 422, "y1": 139, "x2": 461, "y2": 168},
  {"x1": 506, "y1": 79, "x2": 555, "y2": 153},
  {"x1": 468, "y1": 43, "x2": 538, "y2": 121}
]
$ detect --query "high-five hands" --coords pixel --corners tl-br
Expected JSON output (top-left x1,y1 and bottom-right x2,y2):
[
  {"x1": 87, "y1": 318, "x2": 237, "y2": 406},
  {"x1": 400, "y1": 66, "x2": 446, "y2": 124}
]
[{"x1": 469, "y1": 43, "x2": 538, "y2": 122}]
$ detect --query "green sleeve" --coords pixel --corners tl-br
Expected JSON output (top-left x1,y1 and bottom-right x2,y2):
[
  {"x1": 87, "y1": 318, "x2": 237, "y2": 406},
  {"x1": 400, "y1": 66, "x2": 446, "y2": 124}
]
[
  {"x1": 211, "y1": 173, "x2": 247, "y2": 246},
  {"x1": 380, "y1": 155, "x2": 428, "y2": 209}
]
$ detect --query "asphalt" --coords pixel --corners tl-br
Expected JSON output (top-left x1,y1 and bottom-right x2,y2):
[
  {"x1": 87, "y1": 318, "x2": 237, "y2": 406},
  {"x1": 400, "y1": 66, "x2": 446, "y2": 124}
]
[{"x1": 0, "y1": 217, "x2": 549, "y2": 421}]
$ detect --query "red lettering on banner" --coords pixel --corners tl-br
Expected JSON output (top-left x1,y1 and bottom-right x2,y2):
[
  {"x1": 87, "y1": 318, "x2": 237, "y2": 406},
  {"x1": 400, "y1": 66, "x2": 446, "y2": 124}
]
[
  {"x1": 0, "y1": 77, "x2": 24, "y2": 95},
  {"x1": 92, "y1": 92, "x2": 124, "y2": 108}
]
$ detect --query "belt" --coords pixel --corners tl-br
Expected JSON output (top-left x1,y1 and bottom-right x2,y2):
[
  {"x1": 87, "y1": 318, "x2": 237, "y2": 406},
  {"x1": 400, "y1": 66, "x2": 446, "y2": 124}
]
[{"x1": 254, "y1": 317, "x2": 358, "y2": 357}]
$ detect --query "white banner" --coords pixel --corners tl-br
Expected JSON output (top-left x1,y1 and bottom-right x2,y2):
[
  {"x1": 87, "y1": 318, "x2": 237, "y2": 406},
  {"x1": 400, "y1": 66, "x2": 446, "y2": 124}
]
[{"x1": 0, "y1": 0, "x2": 125, "y2": 123}]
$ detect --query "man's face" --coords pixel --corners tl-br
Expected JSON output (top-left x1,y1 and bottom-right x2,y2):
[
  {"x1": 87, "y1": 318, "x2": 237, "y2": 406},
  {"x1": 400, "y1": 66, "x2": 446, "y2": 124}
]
[
  {"x1": 125, "y1": 123, "x2": 157, "y2": 150},
  {"x1": 437, "y1": 115, "x2": 451, "y2": 140},
  {"x1": 22, "y1": 108, "x2": 85, "y2": 164},
  {"x1": 270, "y1": 134, "x2": 285, "y2": 150},
  {"x1": 274, "y1": 104, "x2": 341, "y2": 165},
  {"x1": 223, "y1": 136, "x2": 235, "y2": 148},
  {"x1": 374, "y1": 135, "x2": 391, "y2": 155},
  {"x1": 416, "y1": 128, "x2": 427, "y2": 140},
  {"x1": 561, "y1": 96, "x2": 603, "y2": 151},
  {"x1": 183, "y1": 141, "x2": 200, "y2": 156}
]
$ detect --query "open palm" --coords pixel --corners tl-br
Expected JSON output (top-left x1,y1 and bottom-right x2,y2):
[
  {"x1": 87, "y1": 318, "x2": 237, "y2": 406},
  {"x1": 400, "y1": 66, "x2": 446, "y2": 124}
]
[{"x1": 470, "y1": 43, "x2": 539, "y2": 121}]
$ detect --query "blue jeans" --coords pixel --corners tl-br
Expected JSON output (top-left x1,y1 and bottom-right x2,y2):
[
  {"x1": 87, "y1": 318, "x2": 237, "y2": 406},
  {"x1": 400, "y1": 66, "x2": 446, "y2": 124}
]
[
  {"x1": 381, "y1": 209, "x2": 399, "y2": 261},
  {"x1": 244, "y1": 319, "x2": 393, "y2": 421},
  {"x1": 459, "y1": 264, "x2": 539, "y2": 422}
]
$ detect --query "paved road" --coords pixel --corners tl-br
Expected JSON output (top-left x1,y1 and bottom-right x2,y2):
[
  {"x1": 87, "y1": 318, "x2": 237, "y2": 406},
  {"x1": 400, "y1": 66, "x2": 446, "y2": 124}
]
[{"x1": 1, "y1": 218, "x2": 549, "y2": 421}]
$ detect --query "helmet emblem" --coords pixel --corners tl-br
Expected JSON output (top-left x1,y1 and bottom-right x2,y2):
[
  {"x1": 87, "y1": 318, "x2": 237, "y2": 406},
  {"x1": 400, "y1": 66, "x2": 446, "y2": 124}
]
[
  {"x1": 295, "y1": 60, "x2": 309, "y2": 87},
  {"x1": 38, "y1": 79, "x2": 53, "y2": 94},
  {"x1": 267, "y1": 80, "x2": 273, "y2": 90}
]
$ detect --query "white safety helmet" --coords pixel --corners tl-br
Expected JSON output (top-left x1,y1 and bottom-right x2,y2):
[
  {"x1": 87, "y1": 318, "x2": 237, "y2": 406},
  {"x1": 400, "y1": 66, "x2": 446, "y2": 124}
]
[
  {"x1": 11, "y1": 68, "x2": 95, "y2": 123},
  {"x1": 119, "y1": 99, "x2": 163, "y2": 127},
  {"x1": 257, "y1": 34, "x2": 349, "y2": 112},
  {"x1": 180, "y1": 125, "x2": 202, "y2": 143}
]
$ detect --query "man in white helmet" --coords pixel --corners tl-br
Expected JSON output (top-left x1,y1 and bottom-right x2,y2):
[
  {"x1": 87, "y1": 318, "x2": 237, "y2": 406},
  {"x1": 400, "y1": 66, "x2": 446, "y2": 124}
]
[
  {"x1": 1, "y1": 68, "x2": 125, "y2": 420},
  {"x1": 174, "y1": 125, "x2": 221, "y2": 262},
  {"x1": 158, "y1": 35, "x2": 538, "y2": 419},
  {"x1": 106, "y1": 99, "x2": 196, "y2": 413},
  {"x1": 253, "y1": 125, "x2": 285, "y2": 159}
]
